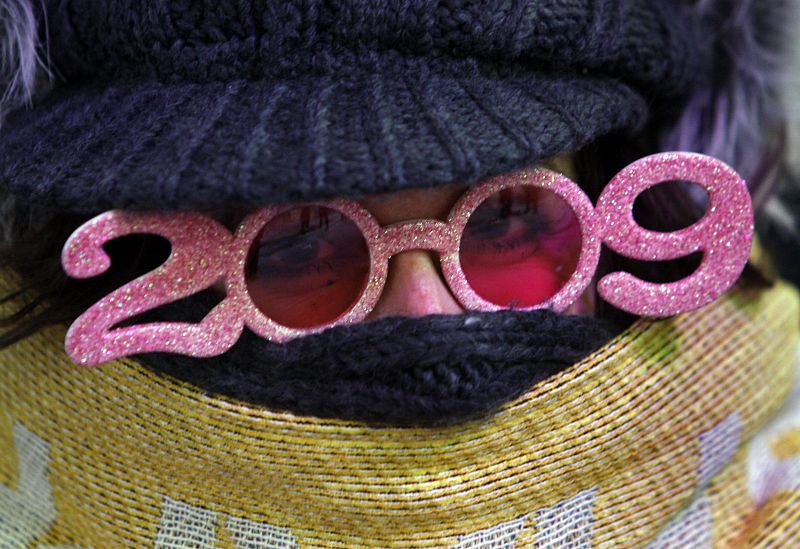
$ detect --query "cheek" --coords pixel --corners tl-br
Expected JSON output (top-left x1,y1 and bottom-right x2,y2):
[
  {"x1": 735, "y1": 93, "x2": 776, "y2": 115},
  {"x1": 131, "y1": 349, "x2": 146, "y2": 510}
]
[
  {"x1": 459, "y1": 257, "x2": 563, "y2": 307},
  {"x1": 246, "y1": 271, "x2": 368, "y2": 328}
]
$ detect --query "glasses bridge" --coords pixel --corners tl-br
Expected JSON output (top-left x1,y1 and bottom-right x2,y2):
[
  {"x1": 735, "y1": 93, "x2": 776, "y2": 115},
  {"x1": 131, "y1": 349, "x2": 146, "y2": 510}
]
[{"x1": 381, "y1": 220, "x2": 456, "y2": 256}]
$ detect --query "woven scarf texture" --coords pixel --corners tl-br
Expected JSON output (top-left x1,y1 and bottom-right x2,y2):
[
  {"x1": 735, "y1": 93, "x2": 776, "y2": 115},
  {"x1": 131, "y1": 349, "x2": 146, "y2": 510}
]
[{"x1": 0, "y1": 280, "x2": 799, "y2": 547}]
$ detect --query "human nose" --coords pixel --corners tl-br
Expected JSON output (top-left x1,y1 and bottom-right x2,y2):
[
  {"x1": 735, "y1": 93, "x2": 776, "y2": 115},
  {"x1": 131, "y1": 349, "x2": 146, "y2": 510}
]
[{"x1": 369, "y1": 250, "x2": 463, "y2": 318}]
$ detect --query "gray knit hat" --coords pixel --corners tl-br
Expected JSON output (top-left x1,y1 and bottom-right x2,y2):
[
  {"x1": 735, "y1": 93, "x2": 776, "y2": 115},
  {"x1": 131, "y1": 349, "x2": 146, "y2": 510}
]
[{"x1": 0, "y1": 0, "x2": 698, "y2": 214}]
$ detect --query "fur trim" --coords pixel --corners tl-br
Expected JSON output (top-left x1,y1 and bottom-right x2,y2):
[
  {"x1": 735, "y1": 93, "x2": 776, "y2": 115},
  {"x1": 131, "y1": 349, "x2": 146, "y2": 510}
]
[
  {"x1": 0, "y1": 0, "x2": 49, "y2": 127},
  {"x1": 662, "y1": 0, "x2": 793, "y2": 198},
  {"x1": 1, "y1": 0, "x2": 53, "y2": 240}
]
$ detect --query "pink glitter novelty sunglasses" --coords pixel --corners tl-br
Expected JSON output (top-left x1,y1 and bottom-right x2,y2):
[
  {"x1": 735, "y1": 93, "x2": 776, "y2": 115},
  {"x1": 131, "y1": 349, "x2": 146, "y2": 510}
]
[{"x1": 62, "y1": 152, "x2": 753, "y2": 366}]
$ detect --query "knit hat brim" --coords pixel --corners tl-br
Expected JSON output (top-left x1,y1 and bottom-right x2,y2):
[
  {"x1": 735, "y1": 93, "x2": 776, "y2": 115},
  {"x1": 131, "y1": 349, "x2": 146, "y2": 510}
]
[{"x1": 1, "y1": 54, "x2": 647, "y2": 214}]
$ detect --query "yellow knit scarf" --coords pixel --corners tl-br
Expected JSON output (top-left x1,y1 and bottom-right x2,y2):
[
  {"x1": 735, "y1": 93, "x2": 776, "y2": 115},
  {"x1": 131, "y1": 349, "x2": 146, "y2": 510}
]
[{"x1": 1, "y1": 282, "x2": 798, "y2": 548}]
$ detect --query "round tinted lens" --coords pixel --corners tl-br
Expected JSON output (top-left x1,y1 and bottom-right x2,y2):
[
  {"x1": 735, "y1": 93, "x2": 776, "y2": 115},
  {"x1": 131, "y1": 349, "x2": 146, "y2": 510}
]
[
  {"x1": 246, "y1": 206, "x2": 370, "y2": 329},
  {"x1": 459, "y1": 185, "x2": 582, "y2": 308}
]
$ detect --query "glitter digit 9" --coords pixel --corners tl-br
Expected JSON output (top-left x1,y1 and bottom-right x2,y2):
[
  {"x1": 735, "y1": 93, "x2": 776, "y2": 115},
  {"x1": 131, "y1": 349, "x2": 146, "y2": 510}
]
[
  {"x1": 61, "y1": 211, "x2": 242, "y2": 365},
  {"x1": 594, "y1": 153, "x2": 754, "y2": 316}
]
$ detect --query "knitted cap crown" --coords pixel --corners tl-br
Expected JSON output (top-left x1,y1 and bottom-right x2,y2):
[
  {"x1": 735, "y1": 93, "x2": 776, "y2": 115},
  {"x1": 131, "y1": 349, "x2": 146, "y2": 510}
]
[
  {"x1": 1, "y1": 0, "x2": 699, "y2": 213},
  {"x1": 50, "y1": 1, "x2": 691, "y2": 90}
]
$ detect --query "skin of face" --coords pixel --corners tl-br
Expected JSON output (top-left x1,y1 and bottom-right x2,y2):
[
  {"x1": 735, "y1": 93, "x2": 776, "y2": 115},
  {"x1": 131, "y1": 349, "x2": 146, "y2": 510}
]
[{"x1": 360, "y1": 156, "x2": 592, "y2": 319}]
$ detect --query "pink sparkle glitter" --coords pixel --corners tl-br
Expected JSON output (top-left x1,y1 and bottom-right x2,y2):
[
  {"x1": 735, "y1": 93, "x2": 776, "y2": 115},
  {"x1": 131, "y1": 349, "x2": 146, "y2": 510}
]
[
  {"x1": 440, "y1": 168, "x2": 599, "y2": 313},
  {"x1": 595, "y1": 152, "x2": 753, "y2": 316},
  {"x1": 62, "y1": 152, "x2": 753, "y2": 364},
  {"x1": 62, "y1": 211, "x2": 241, "y2": 365}
]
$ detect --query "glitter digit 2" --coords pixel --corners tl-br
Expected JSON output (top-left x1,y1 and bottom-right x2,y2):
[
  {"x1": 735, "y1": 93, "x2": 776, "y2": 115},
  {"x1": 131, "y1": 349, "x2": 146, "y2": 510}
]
[{"x1": 62, "y1": 211, "x2": 241, "y2": 365}]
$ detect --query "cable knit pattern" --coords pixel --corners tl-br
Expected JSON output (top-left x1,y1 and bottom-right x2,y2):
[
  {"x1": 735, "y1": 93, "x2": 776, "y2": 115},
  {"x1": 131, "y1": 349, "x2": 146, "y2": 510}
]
[{"x1": 0, "y1": 0, "x2": 699, "y2": 213}]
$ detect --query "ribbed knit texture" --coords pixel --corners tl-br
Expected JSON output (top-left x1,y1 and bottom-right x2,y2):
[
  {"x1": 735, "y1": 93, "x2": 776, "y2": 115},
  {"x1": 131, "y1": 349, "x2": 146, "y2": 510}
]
[
  {"x1": 140, "y1": 294, "x2": 617, "y2": 426},
  {"x1": 0, "y1": 0, "x2": 699, "y2": 214}
]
